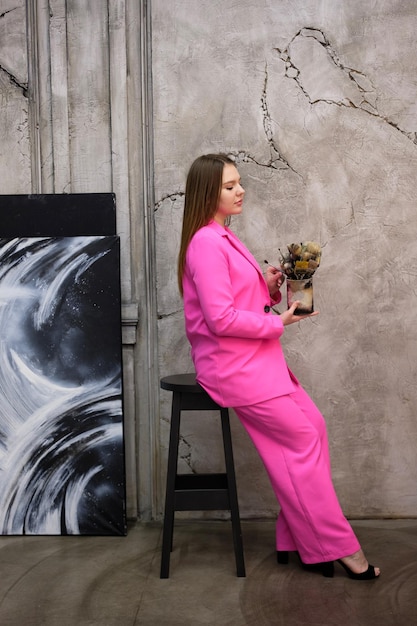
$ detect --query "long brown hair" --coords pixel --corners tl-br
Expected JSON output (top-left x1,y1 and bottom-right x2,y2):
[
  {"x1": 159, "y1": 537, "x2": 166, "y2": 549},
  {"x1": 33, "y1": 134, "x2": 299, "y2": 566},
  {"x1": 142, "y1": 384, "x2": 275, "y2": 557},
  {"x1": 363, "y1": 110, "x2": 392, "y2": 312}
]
[{"x1": 177, "y1": 153, "x2": 234, "y2": 296}]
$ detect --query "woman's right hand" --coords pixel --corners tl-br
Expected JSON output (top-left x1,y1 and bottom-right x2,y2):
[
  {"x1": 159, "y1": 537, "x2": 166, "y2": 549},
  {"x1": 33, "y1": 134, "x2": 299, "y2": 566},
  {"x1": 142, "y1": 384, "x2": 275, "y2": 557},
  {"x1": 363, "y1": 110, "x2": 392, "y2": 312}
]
[{"x1": 280, "y1": 301, "x2": 319, "y2": 326}]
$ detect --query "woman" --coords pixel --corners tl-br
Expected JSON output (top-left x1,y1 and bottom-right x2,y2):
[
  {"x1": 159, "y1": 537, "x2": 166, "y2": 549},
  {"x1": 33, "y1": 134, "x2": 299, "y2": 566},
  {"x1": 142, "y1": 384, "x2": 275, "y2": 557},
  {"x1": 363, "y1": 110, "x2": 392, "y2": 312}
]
[{"x1": 177, "y1": 153, "x2": 380, "y2": 580}]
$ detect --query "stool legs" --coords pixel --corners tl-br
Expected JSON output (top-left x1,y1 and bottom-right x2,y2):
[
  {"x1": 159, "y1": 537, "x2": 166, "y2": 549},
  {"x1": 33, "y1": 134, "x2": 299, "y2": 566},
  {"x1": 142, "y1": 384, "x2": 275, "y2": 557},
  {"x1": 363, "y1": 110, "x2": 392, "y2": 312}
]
[
  {"x1": 160, "y1": 391, "x2": 245, "y2": 578},
  {"x1": 220, "y1": 408, "x2": 246, "y2": 577},
  {"x1": 160, "y1": 392, "x2": 181, "y2": 578}
]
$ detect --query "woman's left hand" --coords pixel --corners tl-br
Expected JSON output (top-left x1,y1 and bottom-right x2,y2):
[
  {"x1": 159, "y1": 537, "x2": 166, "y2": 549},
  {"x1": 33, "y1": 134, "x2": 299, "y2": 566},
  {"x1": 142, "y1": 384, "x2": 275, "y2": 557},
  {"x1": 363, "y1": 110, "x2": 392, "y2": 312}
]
[{"x1": 265, "y1": 265, "x2": 284, "y2": 299}]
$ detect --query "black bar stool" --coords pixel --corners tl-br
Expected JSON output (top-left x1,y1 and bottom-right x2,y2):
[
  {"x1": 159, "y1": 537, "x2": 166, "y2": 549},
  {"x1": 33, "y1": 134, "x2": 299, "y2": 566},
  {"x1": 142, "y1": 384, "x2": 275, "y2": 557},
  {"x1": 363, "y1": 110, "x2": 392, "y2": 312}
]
[{"x1": 160, "y1": 373, "x2": 245, "y2": 578}]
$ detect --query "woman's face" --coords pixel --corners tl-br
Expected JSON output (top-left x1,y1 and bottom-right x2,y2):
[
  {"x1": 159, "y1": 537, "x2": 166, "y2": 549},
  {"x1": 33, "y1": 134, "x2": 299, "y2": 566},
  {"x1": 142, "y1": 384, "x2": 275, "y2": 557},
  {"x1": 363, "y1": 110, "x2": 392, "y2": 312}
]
[{"x1": 214, "y1": 163, "x2": 245, "y2": 226}]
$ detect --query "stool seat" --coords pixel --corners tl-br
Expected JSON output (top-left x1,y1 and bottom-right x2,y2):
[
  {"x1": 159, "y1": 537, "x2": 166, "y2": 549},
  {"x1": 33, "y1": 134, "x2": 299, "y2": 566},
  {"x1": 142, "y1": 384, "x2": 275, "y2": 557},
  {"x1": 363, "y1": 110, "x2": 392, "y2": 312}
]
[
  {"x1": 160, "y1": 373, "x2": 203, "y2": 393},
  {"x1": 160, "y1": 373, "x2": 245, "y2": 578}
]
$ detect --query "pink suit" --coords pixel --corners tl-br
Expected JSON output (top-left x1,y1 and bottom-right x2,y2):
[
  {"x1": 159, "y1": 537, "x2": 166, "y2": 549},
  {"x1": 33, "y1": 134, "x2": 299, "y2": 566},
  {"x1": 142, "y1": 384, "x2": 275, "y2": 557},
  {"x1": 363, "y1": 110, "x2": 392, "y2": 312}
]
[{"x1": 183, "y1": 220, "x2": 360, "y2": 563}]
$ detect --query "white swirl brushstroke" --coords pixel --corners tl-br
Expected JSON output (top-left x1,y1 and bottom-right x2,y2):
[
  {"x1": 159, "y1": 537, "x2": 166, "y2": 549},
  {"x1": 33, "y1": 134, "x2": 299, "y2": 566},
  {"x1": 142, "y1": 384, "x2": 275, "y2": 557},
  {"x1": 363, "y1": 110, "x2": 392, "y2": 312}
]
[{"x1": 0, "y1": 237, "x2": 125, "y2": 535}]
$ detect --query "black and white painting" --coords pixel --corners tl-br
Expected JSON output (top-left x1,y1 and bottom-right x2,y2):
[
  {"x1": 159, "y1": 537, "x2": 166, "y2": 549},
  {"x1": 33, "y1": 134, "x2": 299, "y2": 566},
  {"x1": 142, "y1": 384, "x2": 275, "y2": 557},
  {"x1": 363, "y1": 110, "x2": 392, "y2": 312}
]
[{"x1": 0, "y1": 235, "x2": 126, "y2": 535}]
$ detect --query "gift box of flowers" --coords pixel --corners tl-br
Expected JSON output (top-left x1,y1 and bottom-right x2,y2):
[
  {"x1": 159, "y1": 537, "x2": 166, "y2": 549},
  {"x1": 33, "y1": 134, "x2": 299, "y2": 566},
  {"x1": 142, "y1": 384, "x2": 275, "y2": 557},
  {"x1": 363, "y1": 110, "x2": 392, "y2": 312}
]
[{"x1": 279, "y1": 242, "x2": 322, "y2": 314}]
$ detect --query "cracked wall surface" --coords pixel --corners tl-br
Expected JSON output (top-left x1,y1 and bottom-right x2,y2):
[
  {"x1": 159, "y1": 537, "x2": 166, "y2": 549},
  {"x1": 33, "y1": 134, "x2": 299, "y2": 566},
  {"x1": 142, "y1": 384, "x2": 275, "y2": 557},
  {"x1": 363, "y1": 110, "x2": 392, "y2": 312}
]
[
  {"x1": 0, "y1": 1, "x2": 30, "y2": 192},
  {"x1": 153, "y1": 0, "x2": 417, "y2": 518},
  {"x1": 0, "y1": 1, "x2": 145, "y2": 520}
]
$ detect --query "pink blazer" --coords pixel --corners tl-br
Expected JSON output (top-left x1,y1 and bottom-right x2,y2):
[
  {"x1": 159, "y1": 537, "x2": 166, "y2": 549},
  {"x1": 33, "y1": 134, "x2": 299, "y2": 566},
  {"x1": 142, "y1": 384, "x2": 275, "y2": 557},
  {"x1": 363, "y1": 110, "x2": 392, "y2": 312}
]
[{"x1": 183, "y1": 221, "x2": 297, "y2": 407}]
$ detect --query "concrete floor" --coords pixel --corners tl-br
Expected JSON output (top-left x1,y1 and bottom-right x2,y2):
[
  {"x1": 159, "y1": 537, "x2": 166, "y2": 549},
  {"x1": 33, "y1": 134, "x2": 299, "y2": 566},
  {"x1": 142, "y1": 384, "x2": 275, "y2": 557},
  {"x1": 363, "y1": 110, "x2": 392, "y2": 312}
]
[{"x1": 0, "y1": 518, "x2": 415, "y2": 626}]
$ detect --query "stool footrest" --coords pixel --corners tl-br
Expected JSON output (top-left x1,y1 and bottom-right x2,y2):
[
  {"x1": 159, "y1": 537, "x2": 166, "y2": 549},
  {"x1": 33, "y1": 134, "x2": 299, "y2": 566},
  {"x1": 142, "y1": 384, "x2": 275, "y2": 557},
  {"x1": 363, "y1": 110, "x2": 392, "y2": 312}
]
[
  {"x1": 175, "y1": 473, "x2": 228, "y2": 490},
  {"x1": 174, "y1": 473, "x2": 230, "y2": 511}
]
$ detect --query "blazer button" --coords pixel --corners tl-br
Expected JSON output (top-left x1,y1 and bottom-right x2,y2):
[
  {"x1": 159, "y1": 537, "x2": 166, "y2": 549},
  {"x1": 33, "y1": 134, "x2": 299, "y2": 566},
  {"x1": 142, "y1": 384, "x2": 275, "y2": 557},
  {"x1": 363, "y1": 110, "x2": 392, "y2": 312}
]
[{"x1": 264, "y1": 305, "x2": 271, "y2": 313}]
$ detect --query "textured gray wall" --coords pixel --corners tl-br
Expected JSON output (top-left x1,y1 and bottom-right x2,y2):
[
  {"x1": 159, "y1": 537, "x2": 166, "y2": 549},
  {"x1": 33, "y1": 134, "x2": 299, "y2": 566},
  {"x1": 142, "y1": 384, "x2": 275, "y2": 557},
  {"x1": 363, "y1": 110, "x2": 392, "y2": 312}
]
[
  {"x1": 0, "y1": 0, "x2": 151, "y2": 520},
  {"x1": 0, "y1": 0, "x2": 30, "y2": 192},
  {"x1": 153, "y1": 0, "x2": 417, "y2": 517},
  {"x1": 1, "y1": 0, "x2": 416, "y2": 521}
]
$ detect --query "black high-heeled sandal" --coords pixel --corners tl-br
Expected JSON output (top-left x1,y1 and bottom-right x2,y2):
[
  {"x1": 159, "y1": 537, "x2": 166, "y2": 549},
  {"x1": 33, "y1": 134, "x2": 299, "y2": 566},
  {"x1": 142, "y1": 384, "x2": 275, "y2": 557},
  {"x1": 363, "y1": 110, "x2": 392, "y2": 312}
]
[
  {"x1": 301, "y1": 560, "x2": 335, "y2": 578},
  {"x1": 276, "y1": 551, "x2": 334, "y2": 576},
  {"x1": 337, "y1": 559, "x2": 379, "y2": 580},
  {"x1": 276, "y1": 550, "x2": 289, "y2": 564}
]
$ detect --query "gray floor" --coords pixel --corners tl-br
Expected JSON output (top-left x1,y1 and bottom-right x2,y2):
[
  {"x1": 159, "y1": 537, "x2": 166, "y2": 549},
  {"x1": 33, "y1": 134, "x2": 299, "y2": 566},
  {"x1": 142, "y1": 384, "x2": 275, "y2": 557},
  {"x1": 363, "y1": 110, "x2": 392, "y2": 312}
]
[{"x1": 0, "y1": 518, "x2": 415, "y2": 626}]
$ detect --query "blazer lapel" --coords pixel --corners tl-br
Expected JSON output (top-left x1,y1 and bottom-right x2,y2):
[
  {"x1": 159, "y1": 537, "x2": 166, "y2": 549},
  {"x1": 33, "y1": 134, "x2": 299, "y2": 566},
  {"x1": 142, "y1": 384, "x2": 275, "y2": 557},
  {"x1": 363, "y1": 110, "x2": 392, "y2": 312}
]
[{"x1": 207, "y1": 221, "x2": 266, "y2": 283}]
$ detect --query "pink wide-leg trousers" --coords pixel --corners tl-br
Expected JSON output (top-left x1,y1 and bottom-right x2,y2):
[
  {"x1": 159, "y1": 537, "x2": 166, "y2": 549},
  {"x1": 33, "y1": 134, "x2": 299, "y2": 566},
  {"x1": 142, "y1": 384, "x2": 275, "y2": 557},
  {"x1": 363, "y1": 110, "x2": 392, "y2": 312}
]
[{"x1": 234, "y1": 383, "x2": 361, "y2": 564}]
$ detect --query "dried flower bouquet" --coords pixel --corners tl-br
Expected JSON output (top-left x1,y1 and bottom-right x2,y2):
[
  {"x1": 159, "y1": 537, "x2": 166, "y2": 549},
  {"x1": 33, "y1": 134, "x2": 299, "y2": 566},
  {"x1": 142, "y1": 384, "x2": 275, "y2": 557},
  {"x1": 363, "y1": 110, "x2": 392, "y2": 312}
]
[
  {"x1": 279, "y1": 241, "x2": 322, "y2": 280},
  {"x1": 278, "y1": 242, "x2": 322, "y2": 314}
]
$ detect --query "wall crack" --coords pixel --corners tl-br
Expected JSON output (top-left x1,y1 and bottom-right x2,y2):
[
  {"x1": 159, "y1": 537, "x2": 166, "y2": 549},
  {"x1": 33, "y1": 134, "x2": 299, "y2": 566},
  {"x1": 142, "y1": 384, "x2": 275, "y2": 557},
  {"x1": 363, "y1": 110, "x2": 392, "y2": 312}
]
[
  {"x1": 0, "y1": 8, "x2": 18, "y2": 20},
  {"x1": 259, "y1": 63, "x2": 302, "y2": 177},
  {"x1": 275, "y1": 27, "x2": 416, "y2": 145},
  {"x1": 154, "y1": 191, "x2": 185, "y2": 212},
  {"x1": 0, "y1": 64, "x2": 28, "y2": 97},
  {"x1": 158, "y1": 309, "x2": 183, "y2": 320},
  {"x1": 160, "y1": 418, "x2": 196, "y2": 473}
]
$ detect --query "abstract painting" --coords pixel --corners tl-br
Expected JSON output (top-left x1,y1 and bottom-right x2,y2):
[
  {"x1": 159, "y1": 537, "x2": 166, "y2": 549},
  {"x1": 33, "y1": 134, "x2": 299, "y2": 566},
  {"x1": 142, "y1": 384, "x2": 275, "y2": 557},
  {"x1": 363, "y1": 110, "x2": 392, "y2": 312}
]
[{"x1": 0, "y1": 235, "x2": 126, "y2": 535}]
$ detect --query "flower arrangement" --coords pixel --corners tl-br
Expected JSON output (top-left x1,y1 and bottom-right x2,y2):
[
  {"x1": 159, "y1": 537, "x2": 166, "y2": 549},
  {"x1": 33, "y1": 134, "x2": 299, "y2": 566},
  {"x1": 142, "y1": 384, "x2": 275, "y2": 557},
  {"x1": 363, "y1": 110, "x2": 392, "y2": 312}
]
[{"x1": 279, "y1": 241, "x2": 322, "y2": 280}]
